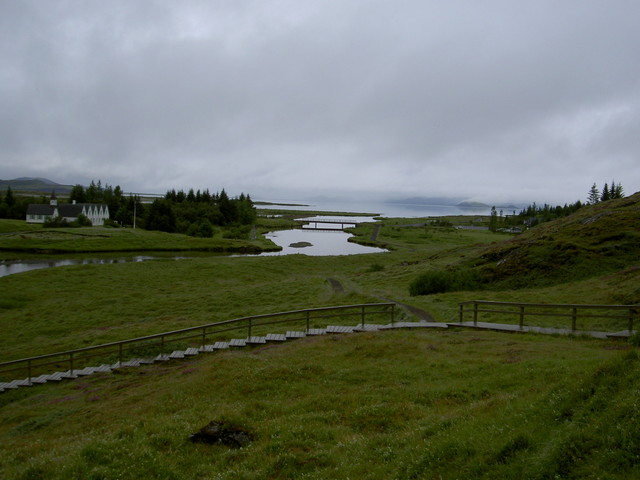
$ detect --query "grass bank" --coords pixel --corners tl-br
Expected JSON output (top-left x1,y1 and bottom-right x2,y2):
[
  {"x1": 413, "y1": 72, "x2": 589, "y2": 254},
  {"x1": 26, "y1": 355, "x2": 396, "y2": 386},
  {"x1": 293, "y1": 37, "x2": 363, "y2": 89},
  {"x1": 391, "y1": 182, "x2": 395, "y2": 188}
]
[
  {"x1": 1, "y1": 329, "x2": 638, "y2": 479},
  {"x1": 0, "y1": 223, "x2": 278, "y2": 257}
]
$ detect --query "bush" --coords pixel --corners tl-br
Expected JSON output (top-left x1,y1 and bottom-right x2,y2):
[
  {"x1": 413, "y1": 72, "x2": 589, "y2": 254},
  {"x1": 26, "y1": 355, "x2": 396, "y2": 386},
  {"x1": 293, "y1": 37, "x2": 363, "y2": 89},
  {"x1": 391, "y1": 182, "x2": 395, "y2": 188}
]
[
  {"x1": 43, "y1": 216, "x2": 71, "y2": 228},
  {"x1": 409, "y1": 269, "x2": 480, "y2": 296},
  {"x1": 75, "y1": 213, "x2": 92, "y2": 227},
  {"x1": 223, "y1": 225, "x2": 251, "y2": 240}
]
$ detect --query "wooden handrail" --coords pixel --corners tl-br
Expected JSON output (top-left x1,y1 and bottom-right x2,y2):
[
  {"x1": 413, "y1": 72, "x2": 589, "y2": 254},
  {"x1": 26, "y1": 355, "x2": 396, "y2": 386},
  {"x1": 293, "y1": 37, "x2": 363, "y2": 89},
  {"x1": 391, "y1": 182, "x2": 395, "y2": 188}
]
[
  {"x1": 0, "y1": 303, "x2": 395, "y2": 383},
  {"x1": 458, "y1": 300, "x2": 639, "y2": 332}
]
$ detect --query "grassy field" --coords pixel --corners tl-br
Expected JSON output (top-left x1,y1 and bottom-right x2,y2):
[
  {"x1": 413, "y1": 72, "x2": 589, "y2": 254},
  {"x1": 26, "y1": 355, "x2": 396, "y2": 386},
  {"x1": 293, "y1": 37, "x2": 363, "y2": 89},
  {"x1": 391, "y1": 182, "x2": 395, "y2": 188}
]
[
  {"x1": 1, "y1": 196, "x2": 639, "y2": 479},
  {"x1": 0, "y1": 223, "x2": 278, "y2": 258},
  {"x1": 1, "y1": 330, "x2": 638, "y2": 480}
]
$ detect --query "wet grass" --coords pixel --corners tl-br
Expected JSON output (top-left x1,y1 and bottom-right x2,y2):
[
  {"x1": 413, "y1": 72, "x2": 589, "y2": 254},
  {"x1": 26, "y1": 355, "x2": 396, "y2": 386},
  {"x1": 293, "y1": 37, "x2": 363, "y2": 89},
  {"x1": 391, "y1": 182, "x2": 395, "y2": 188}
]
[
  {"x1": 1, "y1": 330, "x2": 638, "y2": 479},
  {"x1": 1, "y1": 200, "x2": 639, "y2": 478}
]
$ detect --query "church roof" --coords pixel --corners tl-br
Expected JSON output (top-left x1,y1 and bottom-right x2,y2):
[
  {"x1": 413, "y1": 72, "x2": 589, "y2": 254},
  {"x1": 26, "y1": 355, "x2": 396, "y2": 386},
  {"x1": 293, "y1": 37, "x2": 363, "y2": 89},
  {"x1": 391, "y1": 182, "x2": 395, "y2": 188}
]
[{"x1": 26, "y1": 204, "x2": 57, "y2": 215}]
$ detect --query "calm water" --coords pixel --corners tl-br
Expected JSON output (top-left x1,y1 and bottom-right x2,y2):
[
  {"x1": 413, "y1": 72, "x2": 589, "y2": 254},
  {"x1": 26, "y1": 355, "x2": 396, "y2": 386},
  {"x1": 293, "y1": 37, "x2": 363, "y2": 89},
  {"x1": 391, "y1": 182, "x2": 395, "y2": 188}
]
[
  {"x1": 0, "y1": 256, "x2": 157, "y2": 278},
  {"x1": 257, "y1": 199, "x2": 493, "y2": 218},
  {"x1": 261, "y1": 229, "x2": 386, "y2": 256}
]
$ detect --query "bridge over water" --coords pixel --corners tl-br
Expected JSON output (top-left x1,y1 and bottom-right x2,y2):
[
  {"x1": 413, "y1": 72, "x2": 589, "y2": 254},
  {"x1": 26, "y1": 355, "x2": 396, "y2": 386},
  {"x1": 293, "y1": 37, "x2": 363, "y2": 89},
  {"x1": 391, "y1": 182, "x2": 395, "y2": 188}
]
[{"x1": 294, "y1": 217, "x2": 363, "y2": 230}]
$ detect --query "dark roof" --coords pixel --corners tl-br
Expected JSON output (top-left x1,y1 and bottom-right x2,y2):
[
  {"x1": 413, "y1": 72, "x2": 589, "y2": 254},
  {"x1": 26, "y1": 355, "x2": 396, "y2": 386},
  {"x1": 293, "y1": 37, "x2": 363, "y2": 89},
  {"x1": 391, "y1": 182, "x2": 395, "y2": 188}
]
[
  {"x1": 26, "y1": 204, "x2": 57, "y2": 215},
  {"x1": 57, "y1": 204, "x2": 84, "y2": 217},
  {"x1": 58, "y1": 203, "x2": 108, "y2": 216}
]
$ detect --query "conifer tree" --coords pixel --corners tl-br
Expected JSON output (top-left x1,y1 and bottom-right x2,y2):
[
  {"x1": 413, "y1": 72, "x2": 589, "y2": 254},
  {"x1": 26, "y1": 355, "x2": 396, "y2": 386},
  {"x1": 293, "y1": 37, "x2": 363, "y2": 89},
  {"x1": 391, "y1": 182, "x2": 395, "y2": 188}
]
[{"x1": 587, "y1": 183, "x2": 600, "y2": 204}]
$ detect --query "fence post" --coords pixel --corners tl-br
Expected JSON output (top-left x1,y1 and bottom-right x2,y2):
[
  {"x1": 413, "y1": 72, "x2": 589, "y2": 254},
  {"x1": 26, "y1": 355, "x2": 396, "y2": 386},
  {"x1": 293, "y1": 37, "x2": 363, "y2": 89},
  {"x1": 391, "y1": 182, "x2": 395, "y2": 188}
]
[
  {"x1": 519, "y1": 305, "x2": 525, "y2": 329},
  {"x1": 202, "y1": 327, "x2": 206, "y2": 349},
  {"x1": 28, "y1": 359, "x2": 32, "y2": 385},
  {"x1": 572, "y1": 307, "x2": 577, "y2": 332},
  {"x1": 391, "y1": 304, "x2": 395, "y2": 326},
  {"x1": 361, "y1": 305, "x2": 366, "y2": 328},
  {"x1": 306, "y1": 310, "x2": 310, "y2": 333},
  {"x1": 69, "y1": 352, "x2": 74, "y2": 377},
  {"x1": 629, "y1": 308, "x2": 635, "y2": 334},
  {"x1": 248, "y1": 318, "x2": 252, "y2": 340},
  {"x1": 473, "y1": 302, "x2": 478, "y2": 326},
  {"x1": 119, "y1": 343, "x2": 123, "y2": 367},
  {"x1": 459, "y1": 304, "x2": 463, "y2": 323}
]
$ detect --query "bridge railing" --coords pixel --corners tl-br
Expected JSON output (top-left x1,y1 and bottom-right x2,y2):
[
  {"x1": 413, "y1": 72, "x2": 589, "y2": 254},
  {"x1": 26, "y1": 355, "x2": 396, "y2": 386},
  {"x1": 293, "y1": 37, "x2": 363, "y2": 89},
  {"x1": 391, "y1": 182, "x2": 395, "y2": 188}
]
[
  {"x1": 458, "y1": 300, "x2": 640, "y2": 333},
  {"x1": 0, "y1": 303, "x2": 395, "y2": 384}
]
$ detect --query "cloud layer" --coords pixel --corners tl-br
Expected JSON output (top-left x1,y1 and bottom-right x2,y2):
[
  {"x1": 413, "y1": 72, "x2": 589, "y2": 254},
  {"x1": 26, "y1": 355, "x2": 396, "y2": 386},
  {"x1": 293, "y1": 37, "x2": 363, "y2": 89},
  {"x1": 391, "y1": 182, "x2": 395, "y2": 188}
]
[{"x1": 1, "y1": 0, "x2": 639, "y2": 204}]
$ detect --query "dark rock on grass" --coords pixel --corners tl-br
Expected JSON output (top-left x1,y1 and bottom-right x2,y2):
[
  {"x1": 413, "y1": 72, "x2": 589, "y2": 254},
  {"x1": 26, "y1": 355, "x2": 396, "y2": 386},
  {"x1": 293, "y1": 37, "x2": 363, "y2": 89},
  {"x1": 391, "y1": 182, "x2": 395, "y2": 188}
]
[{"x1": 189, "y1": 421, "x2": 253, "y2": 448}]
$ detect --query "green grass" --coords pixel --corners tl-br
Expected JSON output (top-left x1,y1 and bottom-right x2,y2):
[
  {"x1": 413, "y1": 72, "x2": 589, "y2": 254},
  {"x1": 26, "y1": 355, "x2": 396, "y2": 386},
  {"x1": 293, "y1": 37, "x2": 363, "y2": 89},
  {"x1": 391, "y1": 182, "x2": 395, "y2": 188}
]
[
  {"x1": 1, "y1": 330, "x2": 638, "y2": 480},
  {"x1": 1, "y1": 197, "x2": 640, "y2": 479},
  {"x1": 0, "y1": 223, "x2": 278, "y2": 256}
]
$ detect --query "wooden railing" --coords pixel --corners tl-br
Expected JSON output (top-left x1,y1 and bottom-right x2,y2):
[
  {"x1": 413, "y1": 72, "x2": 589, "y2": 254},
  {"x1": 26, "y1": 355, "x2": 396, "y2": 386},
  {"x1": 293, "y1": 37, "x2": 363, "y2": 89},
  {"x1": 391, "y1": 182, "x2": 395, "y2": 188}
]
[
  {"x1": 0, "y1": 303, "x2": 395, "y2": 384},
  {"x1": 459, "y1": 300, "x2": 639, "y2": 332}
]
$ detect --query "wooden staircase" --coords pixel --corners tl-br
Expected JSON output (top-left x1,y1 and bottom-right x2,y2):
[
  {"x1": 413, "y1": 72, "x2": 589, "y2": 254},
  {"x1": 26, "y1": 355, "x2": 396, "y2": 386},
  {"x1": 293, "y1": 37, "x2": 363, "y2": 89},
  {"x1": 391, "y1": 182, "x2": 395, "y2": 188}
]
[{"x1": 0, "y1": 321, "x2": 444, "y2": 393}]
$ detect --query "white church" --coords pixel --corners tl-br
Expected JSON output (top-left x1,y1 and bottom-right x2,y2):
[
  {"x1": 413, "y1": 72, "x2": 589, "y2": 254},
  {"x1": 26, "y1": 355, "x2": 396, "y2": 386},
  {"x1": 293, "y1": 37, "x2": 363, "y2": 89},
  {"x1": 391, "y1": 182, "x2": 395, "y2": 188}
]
[{"x1": 26, "y1": 195, "x2": 110, "y2": 226}]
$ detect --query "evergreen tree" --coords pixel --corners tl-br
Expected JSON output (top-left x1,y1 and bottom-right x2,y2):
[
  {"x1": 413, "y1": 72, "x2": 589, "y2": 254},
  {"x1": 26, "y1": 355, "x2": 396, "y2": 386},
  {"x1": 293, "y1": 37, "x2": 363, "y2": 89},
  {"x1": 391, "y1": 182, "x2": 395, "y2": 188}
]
[
  {"x1": 601, "y1": 183, "x2": 610, "y2": 201},
  {"x1": 611, "y1": 181, "x2": 624, "y2": 199},
  {"x1": 489, "y1": 206, "x2": 498, "y2": 232},
  {"x1": 70, "y1": 184, "x2": 86, "y2": 203},
  {"x1": 587, "y1": 183, "x2": 600, "y2": 204}
]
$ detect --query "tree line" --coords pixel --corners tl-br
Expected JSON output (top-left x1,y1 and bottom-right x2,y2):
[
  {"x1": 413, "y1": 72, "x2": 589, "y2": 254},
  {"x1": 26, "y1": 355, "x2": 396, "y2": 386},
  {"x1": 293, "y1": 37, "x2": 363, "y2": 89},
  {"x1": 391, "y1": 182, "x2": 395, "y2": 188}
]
[
  {"x1": 489, "y1": 180, "x2": 626, "y2": 232},
  {"x1": 0, "y1": 180, "x2": 257, "y2": 238},
  {"x1": 587, "y1": 181, "x2": 624, "y2": 204},
  {"x1": 145, "y1": 188, "x2": 256, "y2": 237}
]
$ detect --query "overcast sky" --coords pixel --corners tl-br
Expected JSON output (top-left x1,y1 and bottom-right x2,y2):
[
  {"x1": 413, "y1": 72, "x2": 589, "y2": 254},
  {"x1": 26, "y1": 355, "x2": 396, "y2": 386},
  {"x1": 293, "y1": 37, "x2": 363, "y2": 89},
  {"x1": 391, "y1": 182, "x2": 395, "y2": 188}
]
[{"x1": 1, "y1": 1, "x2": 639, "y2": 204}]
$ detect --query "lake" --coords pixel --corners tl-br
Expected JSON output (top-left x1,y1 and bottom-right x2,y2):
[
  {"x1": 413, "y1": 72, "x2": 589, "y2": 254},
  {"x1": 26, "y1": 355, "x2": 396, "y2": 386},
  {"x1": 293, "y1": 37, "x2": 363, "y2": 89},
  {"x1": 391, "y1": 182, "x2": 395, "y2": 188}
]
[{"x1": 257, "y1": 198, "x2": 494, "y2": 218}]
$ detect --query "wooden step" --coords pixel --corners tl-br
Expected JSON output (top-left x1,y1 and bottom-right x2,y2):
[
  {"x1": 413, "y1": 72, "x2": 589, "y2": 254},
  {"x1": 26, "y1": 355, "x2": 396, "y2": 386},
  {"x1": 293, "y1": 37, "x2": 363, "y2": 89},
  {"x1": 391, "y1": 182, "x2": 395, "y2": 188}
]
[
  {"x1": 265, "y1": 333, "x2": 287, "y2": 342},
  {"x1": 184, "y1": 348, "x2": 200, "y2": 356},
  {"x1": 229, "y1": 338, "x2": 246, "y2": 347},
  {"x1": 247, "y1": 336, "x2": 267, "y2": 344},
  {"x1": 353, "y1": 324, "x2": 384, "y2": 332},
  {"x1": 286, "y1": 331, "x2": 306, "y2": 339},
  {"x1": 326, "y1": 325, "x2": 355, "y2": 333},
  {"x1": 307, "y1": 328, "x2": 327, "y2": 335}
]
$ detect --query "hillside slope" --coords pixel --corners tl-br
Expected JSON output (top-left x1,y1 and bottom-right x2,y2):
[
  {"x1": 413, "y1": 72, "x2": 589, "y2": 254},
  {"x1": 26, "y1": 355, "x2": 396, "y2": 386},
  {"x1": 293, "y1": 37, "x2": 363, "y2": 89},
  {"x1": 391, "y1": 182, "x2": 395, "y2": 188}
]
[
  {"x1": 0, "y1": 177, "x2": 74, "y2": 194},
  {"x1": 473, "y1": 192, "x2": 640, "y2": 290}
]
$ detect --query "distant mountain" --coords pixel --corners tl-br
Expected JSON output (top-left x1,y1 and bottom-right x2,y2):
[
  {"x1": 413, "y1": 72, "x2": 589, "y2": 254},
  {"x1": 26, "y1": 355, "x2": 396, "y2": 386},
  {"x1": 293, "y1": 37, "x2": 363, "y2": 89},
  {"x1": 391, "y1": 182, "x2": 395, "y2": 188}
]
[
  {"x1": 385, "y1": 196, "x2": 465, "y2": 206},
  {"x1": 0, "y1": 177, "x2": 74, "y2": 194},
  {"x1": 456, "y1": 201, "x2": 489, "y2": 208}
]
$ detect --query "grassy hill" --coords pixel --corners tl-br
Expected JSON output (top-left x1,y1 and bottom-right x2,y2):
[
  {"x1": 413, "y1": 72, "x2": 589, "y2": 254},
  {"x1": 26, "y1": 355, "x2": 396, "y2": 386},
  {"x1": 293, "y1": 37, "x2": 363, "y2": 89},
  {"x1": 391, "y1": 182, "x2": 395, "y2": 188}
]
[
  {"x1": 459, "y1": 193, "x2": 640, "y2": 293},
  {"x1": 0, "y1": 177, "x2": 74, "y2": 195}
]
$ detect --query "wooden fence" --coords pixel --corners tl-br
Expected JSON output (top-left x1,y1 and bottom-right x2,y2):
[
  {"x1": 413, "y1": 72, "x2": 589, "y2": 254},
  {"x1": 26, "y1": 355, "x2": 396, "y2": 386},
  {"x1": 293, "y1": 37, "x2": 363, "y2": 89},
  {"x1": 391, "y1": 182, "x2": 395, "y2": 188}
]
[
  {"x1": 0, "y1": 303, "x2": 395, "y2": 384},
  {"x1": 459, "y1": 300, "x2": 639, "y2": 332}
]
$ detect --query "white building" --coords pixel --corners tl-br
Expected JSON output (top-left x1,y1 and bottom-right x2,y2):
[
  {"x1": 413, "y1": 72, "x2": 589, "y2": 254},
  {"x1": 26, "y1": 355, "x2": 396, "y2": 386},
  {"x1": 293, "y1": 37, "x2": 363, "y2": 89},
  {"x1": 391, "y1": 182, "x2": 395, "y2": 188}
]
[{"x1": 26, "y1": 198, "x2": 110, "y2": 226}]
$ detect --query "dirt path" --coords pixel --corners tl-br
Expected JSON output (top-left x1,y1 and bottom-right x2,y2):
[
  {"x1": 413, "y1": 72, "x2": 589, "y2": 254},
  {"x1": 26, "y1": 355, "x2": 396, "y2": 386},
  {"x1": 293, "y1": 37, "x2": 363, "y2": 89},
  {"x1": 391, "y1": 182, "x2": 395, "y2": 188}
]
[
  {"x1": 370, "y1": 224, "x2": 381, "y2": 241},
  {"x1": 327, "y1": 277, "x2": 436, "y2": 322}
]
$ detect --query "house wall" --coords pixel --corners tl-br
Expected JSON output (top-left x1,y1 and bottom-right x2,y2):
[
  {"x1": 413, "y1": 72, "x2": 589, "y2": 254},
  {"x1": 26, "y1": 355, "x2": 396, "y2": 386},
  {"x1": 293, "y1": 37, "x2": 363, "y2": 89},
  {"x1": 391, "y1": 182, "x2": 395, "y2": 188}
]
[{"x1": 26, "y1": 214, "x2": 53, "y2": 224}]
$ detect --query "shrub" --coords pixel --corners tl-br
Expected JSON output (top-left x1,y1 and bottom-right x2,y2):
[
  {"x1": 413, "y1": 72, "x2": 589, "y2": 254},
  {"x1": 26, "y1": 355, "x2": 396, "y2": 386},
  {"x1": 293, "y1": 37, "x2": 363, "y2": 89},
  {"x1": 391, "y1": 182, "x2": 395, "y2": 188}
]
[
  {"x1": 223, "y1": 225, "x2": 251, "y2": 240},
  {"x1": 75, "y1": 213, "x2": 92, "y2": 227},
  {"x1": 409, "y1": 269, "x2": 480, "y2": 296},
  {"x1": 103, "y1": 218, "x2": 120, "y2": 228},
  {"x1": 43, "y1": 216, "x2": 71, "y2": 228}
]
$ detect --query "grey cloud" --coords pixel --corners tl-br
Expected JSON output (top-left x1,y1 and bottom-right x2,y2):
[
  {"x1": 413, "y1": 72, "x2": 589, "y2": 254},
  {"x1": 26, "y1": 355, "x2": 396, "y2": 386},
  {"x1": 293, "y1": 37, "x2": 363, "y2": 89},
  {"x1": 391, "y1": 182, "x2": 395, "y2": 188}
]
[{"x1": 1, "y1": 0, "x2": 639, "y2": 204}]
